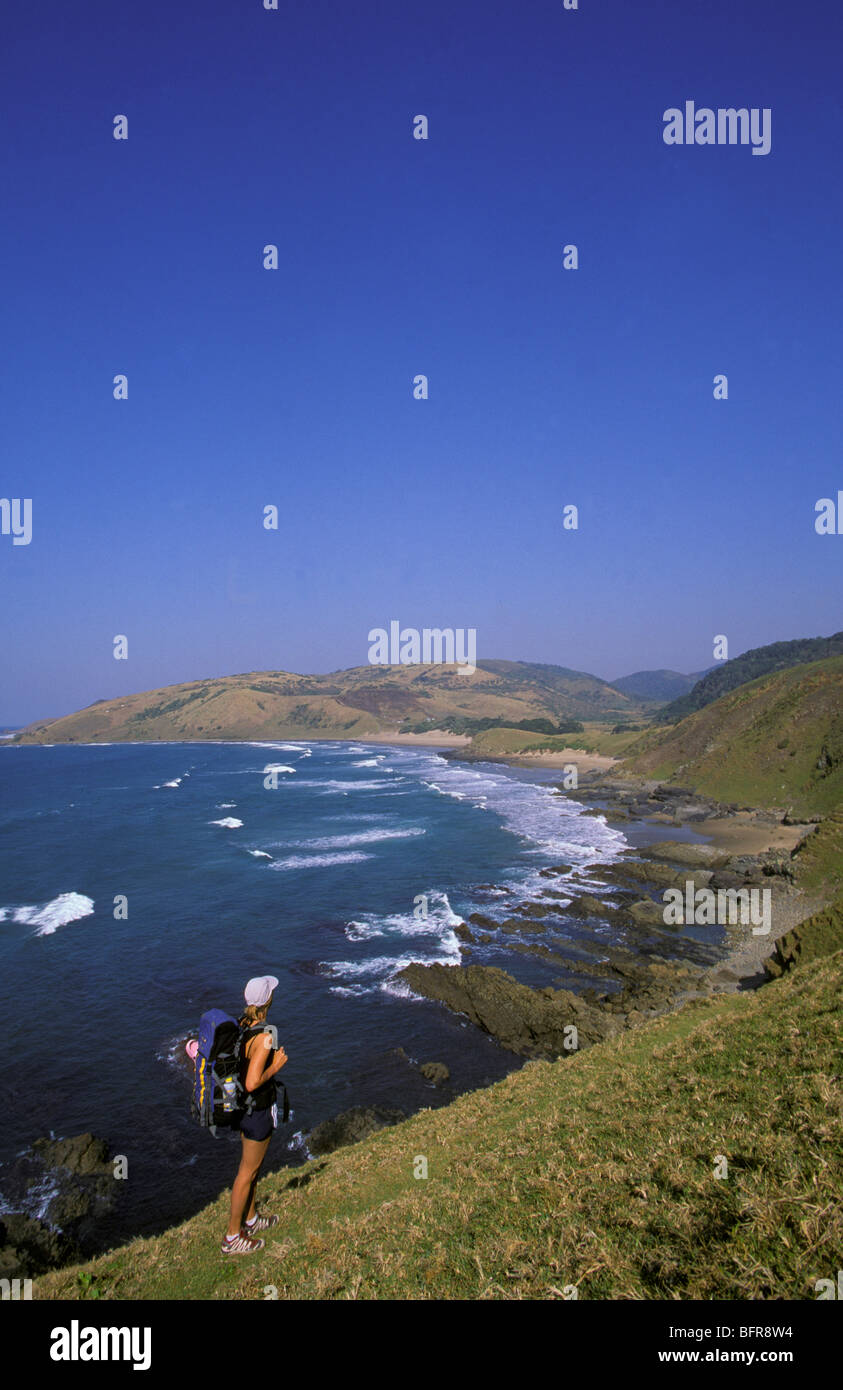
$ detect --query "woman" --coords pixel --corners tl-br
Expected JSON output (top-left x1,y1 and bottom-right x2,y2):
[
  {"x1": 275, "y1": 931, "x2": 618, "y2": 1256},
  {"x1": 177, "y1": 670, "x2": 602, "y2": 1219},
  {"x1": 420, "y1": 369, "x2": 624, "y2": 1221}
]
[{"x1": 221, "y1": 975, "x2": 288, "y2": 1255}]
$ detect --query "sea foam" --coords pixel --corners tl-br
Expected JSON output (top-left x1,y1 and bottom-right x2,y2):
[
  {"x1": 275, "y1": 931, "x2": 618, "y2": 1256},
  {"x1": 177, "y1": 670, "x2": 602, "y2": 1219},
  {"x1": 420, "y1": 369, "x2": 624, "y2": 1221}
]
[
  {"x1": 268, "y1": 852, "x2": 374, "y2": 871},
  {"x1": 3, "y1": 892, "x2": 95, "y2": 937},
  {"x1": 275, "y1": 827, "x2": 425, "y2": 851}
]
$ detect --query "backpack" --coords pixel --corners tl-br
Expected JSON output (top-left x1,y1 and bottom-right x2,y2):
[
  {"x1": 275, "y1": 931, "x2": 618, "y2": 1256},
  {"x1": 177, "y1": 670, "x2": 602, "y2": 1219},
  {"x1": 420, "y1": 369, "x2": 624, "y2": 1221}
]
[
  {"x1": 191, "y1": 1009, "x2": 252, "y2": 1135},
  {"x1": 190, "y1": 1009, "x2": 289, "y2": 1135}
]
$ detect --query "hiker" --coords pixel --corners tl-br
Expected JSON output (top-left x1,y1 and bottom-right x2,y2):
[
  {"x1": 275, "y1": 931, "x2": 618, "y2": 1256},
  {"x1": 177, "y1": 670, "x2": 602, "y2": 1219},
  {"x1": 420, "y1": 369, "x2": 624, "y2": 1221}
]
[{"x1": 221, "y1": 975, "x2": 288, "y2": 1256}]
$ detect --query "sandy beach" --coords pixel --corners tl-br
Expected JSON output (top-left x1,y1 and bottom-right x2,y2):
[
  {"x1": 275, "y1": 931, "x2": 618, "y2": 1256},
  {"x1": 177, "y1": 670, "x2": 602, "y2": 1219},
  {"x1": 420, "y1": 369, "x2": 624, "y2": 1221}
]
[
  {"x1": 491, "y1": 747, "x2": 619, "y2": 774},
  {"x1": 354, "y1": 731, "x2": 471, "y2": 747},
  {"x1": 691, "y1": 812, "x2": 810, "y2": 856}
]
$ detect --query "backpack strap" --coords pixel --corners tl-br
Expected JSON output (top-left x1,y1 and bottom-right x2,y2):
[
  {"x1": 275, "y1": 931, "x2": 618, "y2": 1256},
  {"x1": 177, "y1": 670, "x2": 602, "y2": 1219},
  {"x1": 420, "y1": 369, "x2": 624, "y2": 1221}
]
[{"x1": 239, "y1": 1022, "x2": 278, "y2": 1055}]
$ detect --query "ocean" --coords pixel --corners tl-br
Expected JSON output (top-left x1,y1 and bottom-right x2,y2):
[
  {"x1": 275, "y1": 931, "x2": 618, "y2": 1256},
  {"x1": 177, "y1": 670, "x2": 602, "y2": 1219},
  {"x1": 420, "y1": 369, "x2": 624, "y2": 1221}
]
[{"x1": 1, "y1": 739, "x2": 634, "y2": 1248}]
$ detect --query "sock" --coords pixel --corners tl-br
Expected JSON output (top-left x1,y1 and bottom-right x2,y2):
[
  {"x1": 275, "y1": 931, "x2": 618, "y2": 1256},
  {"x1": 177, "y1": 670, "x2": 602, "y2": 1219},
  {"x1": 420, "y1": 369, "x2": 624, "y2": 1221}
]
[{"x1": 245, "y1": 1215, "x2": 257, "y2": 1227}]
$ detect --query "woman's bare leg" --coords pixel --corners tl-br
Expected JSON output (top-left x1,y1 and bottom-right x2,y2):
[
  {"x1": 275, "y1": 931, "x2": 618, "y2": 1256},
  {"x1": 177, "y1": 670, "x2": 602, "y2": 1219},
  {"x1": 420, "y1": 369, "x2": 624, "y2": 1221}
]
[
  {"x1": 227, "y1": 1135, "x2": 270, "y2": 1238},
  {"x1": 244, "y1": 1171, "x2": 260, "y2": 1225}
]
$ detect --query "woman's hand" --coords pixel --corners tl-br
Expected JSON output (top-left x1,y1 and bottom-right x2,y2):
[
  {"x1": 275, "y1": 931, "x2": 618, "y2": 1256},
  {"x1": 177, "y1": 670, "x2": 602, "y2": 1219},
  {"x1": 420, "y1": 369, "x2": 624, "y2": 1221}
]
[{"x1": 269, "y1": 1046, "x2": 288, "y2": 1075}]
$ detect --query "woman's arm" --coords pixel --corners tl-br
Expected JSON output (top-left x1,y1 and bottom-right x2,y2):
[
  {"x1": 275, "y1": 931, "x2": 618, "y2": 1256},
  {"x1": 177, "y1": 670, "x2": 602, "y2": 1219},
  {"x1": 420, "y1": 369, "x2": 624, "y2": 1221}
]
[{"x1": 244, "y1": 1034, "x2": 288, "y2": 1092}]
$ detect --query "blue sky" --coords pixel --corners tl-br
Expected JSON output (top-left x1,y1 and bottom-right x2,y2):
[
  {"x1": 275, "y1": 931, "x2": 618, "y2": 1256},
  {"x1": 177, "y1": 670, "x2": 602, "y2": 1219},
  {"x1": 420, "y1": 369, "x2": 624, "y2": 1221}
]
[{"x1": 1, "y1": 0, "x2": 841, "y2": 723}]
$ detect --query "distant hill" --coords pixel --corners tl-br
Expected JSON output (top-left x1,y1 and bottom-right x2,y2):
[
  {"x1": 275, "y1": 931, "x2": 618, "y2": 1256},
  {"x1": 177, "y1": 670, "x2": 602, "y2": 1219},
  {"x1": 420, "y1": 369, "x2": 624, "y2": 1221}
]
[
  {"x1": 10, "y1": 660, "x2": 639, "y2": 746},
  {"x1": 610, "y1": 669, "x2": 710, "y2": 704},
  {"x1": 657, "y1": 632, "x2": 843, "y2": 723},
  {"x1": 623, "y1": 654, "x2": 843, "y2": 816}
]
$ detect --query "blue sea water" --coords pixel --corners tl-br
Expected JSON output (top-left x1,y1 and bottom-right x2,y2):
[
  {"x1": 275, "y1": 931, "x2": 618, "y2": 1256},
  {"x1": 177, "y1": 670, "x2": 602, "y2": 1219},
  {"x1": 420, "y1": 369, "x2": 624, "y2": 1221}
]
[{"x1": 0, "y1": 739, "x2": 631, "y2": 1245}]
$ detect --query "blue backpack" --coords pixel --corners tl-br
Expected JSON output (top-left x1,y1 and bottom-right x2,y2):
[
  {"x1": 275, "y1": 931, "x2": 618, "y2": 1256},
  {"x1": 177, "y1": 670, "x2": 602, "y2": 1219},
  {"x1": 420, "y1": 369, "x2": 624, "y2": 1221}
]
[
  {"x1": 191, "y1": 1009, "x2": 287, "y2": 1135},
  {"x1": 192, "y1": 1009, "x2": 254, "y2": 1135}
]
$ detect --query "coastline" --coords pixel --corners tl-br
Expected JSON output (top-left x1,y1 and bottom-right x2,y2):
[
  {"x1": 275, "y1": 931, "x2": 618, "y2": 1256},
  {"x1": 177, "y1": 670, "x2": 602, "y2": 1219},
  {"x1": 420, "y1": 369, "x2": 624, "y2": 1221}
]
[
  {"x1": 483, "y1": 746, "x2": 618, "y2": 774},
  {"x1": 3, "y1": 737, "x2": 836, "y2": 1286},
  {"x1": 437, "y1": 743, "x2": 828, "y2": 997}
]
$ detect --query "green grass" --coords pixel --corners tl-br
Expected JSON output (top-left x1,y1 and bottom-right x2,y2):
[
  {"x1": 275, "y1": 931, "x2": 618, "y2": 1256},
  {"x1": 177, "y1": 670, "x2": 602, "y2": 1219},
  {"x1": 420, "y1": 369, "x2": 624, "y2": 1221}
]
[
  {"x1": 792, "y1": 811, "x2": 843, "y2": 892},
  {"x1": 36, "y1": 951, "x2": 843, "y2": 1301},
  {"x1": 624, "y1": 655, "x2": 843, "y2": 816},
  {"x1": 765, "y1": 894, "x2": 843, "y2": 978},
  {"x1": 463, "y1": 722, "x2": 648, "y2": 759}
]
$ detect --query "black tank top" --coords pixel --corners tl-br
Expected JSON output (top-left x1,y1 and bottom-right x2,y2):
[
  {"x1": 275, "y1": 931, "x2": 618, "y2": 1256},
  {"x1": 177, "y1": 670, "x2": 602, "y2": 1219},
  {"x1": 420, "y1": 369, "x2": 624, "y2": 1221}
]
[{"x1": 239, "y1": 1024, "x2": 276, "y2": 1110}]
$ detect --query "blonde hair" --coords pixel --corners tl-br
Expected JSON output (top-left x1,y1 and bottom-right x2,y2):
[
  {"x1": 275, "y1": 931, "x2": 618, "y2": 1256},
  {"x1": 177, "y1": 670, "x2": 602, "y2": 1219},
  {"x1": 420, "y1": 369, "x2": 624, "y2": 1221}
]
[{"x1": 240, "y1": 997, "x2": 272, "y2": 1029}]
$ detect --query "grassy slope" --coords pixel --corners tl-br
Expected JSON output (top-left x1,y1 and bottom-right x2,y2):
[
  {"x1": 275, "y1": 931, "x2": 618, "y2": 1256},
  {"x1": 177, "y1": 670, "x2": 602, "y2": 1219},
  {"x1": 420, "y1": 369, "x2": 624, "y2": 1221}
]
[
  {"x1": 38, "y1": 951, "x2": 842, "y2": 1302},
  {"x1": 791, "y1": 812, "x2": 843, "y2": 893},
  {"x1": 462, "y1": 723, "x2": 647, "y2": 759},
  {"x1": 623, "y1": 655, "x2": 843, "y2": 816},
  {"x1": 12, "y1": 664, "x2": 640, "y2": 746},
  {"x1": 765, "y1": 894, "x2": 843, "y2": 977},
  {"x1": 656, "y1": 631, "x2": 843, "y2": 724}
]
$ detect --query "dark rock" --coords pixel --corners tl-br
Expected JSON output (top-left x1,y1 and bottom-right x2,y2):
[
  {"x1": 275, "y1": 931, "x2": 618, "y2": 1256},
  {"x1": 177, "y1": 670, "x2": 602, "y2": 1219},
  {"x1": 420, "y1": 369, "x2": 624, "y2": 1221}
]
[
  {"x1": 308, "y1": 1105, "x2": 406, "y2": 1156},
  {"x1": 398, "y1": 962, "x2": 622, "y2": 1059},
  {"x1": 762, "y1": 860, "x2": 796, "y2": 881},
  {"x1": 418, "y1": 1062, "x2": 450, "y2": 1085},
  {"x1": 454, "y1": 922, "x2": 475, "y2": 942},
  {"x1": 708, "y1": 870, "x2": 749, "y2": 891},
  {"x1": 538, "y1": 864, "x2": 572, "y2": 878},
  {"x1": 640, "y1": 840, "x2": 732, "y2": 869},
  {"x1": 0, "y1": 1214, "x2": 78, "y2": 1278},
  {"x1": 565, "y1": 893, "x2": 624, "y2": 921},
  {"x1": 595, "y1": 860, "x2": 681, "y2": 889},
  {"x1": 468, "y1": 912, "x2": 497, "y2": 930},
  {"x1": 0, "y1": 1132, "x2": 118, "y2": 1276},
  {"x1": 629, "y1": 898, "x2": 669, "y2": 927},
  {"x1": 32, "y1": 1133, "x2": 111, "y2": 1177}
]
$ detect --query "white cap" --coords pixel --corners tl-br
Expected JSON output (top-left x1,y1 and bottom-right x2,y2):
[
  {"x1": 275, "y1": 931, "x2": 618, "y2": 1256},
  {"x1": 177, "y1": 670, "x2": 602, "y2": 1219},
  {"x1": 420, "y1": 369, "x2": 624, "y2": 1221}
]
[{"x1": 244, "y1": 975, "x2": 279, "y2": 1007}]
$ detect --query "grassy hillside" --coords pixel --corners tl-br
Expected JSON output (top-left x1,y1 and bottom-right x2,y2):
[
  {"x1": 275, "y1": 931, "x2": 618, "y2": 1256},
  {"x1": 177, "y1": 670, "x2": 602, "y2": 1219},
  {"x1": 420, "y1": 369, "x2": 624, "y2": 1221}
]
[
  {"x1": 461, "y1": 722, "x2": 646, "y2": 759},
  {"x1": 37, "y1": 949, "x2": 842, "y2": 1301},
  {"x1": 623, "y1": 655, "x2": 843, "y2": 816},
  {"x1": 11, "y1": 662, "x2": 641, "y2": 746},
  {"x1": 765, "y1": 893, "x2": 843, "y2": 977},
  {"x1": 790, "y1": 811, "x2": 843, "y2": 893},
  {"x1": 657, "y1": 631, "x2": 843, "y2": 724}
]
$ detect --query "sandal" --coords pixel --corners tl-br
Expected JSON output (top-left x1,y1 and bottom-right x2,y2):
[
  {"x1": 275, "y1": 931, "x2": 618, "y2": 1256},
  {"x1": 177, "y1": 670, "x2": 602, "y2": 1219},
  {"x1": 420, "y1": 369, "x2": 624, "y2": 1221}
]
[
  {"x1": 221, "y1": 1232, "x2": 265, "y2": 1255},
  {"x1": 243, "y1": 1211, "x2": 279, "y2": 1233}
]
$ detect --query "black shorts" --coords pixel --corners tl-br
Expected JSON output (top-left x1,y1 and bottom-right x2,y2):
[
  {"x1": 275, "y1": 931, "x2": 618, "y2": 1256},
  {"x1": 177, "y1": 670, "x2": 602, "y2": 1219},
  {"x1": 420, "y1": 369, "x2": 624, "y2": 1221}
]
[{"x1": 240, "y1": 1104, "x2": 276, "y2": 1142}]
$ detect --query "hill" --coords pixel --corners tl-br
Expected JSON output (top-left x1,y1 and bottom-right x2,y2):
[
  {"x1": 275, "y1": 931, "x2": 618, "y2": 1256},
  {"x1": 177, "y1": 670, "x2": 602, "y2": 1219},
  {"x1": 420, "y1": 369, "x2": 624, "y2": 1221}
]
[
  {"x1": 657, "y1": 631, "x2": 843, "y2": 723},
  {"x1": 35, "y1": 941, "x2": 843, "y2": 1301},
  {"x1": 610, "y1": 668, "x2": 715, "y2": 704},
  {"x1": 623, "y1": 654, "x2": 843, "y2": 816},
  {"x1": 10, "y1": 661, "x2": 639, "y2": 746}
]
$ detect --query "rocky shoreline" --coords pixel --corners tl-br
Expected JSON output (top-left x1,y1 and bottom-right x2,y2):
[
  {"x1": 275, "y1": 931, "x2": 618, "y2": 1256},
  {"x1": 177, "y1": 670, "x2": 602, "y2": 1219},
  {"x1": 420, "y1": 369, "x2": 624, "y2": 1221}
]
[
  {"x1": 0, "y1": 1133, "x2": 118, "y2": 1280},
  {"x1": 397, "y1": 767, "x2": 825, "y2": 1062},
  {"x1": 3, "y1": 768, "x2": 826, "y2": 1281}
]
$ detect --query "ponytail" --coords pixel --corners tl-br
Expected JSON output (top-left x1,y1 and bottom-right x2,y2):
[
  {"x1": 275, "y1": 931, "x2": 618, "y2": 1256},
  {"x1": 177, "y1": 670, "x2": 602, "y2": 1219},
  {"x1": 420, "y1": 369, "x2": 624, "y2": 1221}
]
[{"x1": 240, "y1": 999, "x2": 271, "y2": 1029}]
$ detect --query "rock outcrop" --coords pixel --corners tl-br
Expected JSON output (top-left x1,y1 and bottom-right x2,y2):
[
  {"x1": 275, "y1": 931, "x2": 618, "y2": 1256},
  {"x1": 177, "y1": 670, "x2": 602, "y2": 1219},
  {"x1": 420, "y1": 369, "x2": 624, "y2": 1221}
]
[
  {"x1": 307, "y1": 1105, "x2": 406, "y2": 1156},
  {"x1": 397, "y1": 963, "x2": 622, "y2": 1059}
]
